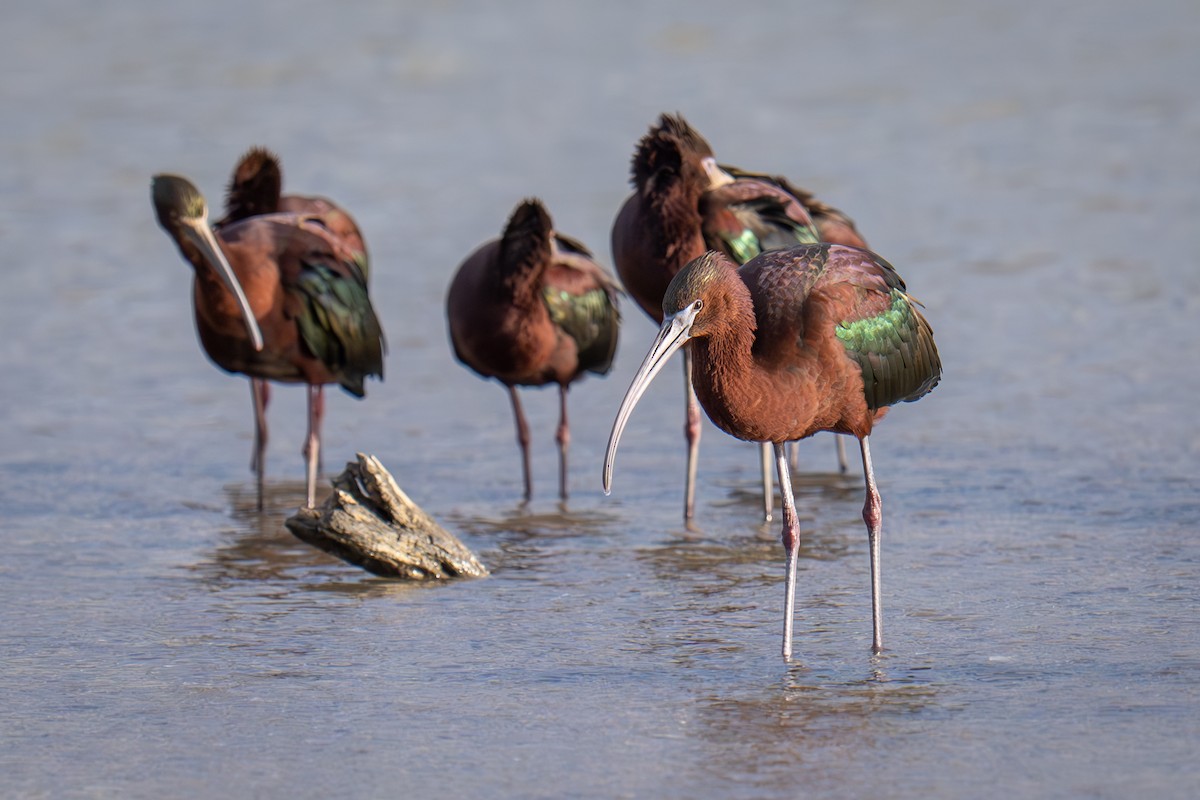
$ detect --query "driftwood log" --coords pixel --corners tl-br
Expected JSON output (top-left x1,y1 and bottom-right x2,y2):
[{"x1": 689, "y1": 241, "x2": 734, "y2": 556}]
[{"x1": 285, "y1": 453, "x2": 488, "y2": 579}]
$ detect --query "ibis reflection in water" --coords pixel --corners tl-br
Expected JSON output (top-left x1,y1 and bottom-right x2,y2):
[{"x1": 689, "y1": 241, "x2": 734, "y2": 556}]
[
  {"x1": 447, "y1": 198, "x2": 620, "y2": 504},
  {"x1": 604, "y1": 243, "x2": 941, "y2": 659},
  {"x1": 612, "y1": 113, "x2": 870, "y2": 521},
  {"x1": 151, "y1": 156, "x2": 384, "y2": 510}
]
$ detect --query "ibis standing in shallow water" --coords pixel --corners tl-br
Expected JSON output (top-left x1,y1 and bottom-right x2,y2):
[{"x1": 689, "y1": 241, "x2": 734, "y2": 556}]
[
  {"x1": 151, "y1": 173, "x2": 385, "y2": 509},
  {"x1": 603, "y1": 244, "x2": 941, "y2": 658},
  {"x1": 447, "y1": 199, "x2": 620, "y2": 503},
  {"x1": 213, "y1": 147, "x2": 372, "y2": 488},
  {"x1": 612, "y1": 113, "x2": 869, "y2": 522}
]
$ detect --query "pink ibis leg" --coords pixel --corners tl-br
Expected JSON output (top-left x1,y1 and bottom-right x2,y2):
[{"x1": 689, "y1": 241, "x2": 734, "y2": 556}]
[
  {"x1": 302, "y1": 385, "x2": 323, "y2": 509},
  {"x1": 760, "y1": 443, "x2": 774, "y2": 522},
  {"x1": 683, "y1": 347, "x2": 702, "y2": 520},
  {"x1": 860, "y1": 435, "x2": 883, "y2": 653},
  {"x1": 775, "y1": 442, "x2": 801, "y2": 661},
  {"x1": 249, "y1": 378, "x2": 270, "y2": 510},
  {"x1": 508, "y1": 386, "x2": 533, "y2": 504},
  {"x1": 312, "y1": 383, "x2": 326, "y2": 474},
  {"x1": 556, "y1": 384, "x2": 570, "y2": 501}
]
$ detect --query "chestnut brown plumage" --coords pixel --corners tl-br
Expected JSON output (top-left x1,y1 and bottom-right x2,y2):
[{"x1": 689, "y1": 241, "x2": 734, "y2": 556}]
[
  {"x1": 612, "y1": 113, "x2": 867, "y2": 520},
  {"x1": 212, "y1": 147, "x2": 373, "y2": 484},
  {"x1": 447, "y1": 199, "x2": 620, "y2": 503},
  {"x1": 604, "y1": 243, "x2": 941, "y2": 659},
  {"x1": 151, "y1": 173, "x2": 384, "y2": 509},
  {"x1": 448, "y1": 199, "x2": 619, "y2": 501}
]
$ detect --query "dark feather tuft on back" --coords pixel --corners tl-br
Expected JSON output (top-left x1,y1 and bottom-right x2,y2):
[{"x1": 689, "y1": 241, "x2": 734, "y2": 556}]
[
  {"x1": 630, "y1": 112, "x2": 714, "y2": 189},
  {"x1": 500, "y1": 198, "x2": 553, "y2": 274},
  {"x1": 219, "y1": 146, "x2": 283, "y2": 226}
]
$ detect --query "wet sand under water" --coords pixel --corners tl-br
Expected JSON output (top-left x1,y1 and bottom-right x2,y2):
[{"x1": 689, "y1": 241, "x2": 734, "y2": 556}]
[{"x1": 1, "y1": 1, "x2": 1198, "y2": 798}]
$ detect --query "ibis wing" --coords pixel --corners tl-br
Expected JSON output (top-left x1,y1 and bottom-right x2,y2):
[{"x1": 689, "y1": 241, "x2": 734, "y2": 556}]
[
  {"x1": 551, "y1": 230, "x2": 595, "y2": 259},
  {"x1": 719, "y1": 165, "x2": 867, "y2": 249},
  {"x1": 744, "y1": 244, "x2": 940, "y2": 411},
  {"x1": 817, "y1": 247, "x2": 941, "y2": 410},
  {"x1": 542, "y1": 242, "x2": 621, "y2": 376},
  {"x1": 291, "y1": 248, "x2": 385, "y2": 396},
  {"x1": 702, "y1": 177, "x2": 820, "y2": 265},
  {"x1": 279, "y1": 198, "x2": 370, "y2": 279}
]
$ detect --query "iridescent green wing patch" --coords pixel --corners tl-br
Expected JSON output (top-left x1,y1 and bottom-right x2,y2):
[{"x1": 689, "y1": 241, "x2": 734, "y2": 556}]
[
  {"x1": 724, "y1": 227, "x2": 762, "y2": 264},
  {"x1": 836, "y1": 288, "x2": 941, "y2": 410},
  {"x1": 722, "y1": 196, "x2": 820, "y2": 264},
  {"x1": 294, "y1": 257, "x2": 385, "y2": 396},
  {"x1": 542, "y1": 285, "x2": 619, "y2": 375},
  {"x1": 744, "y1": 196, "x2": 821, "y2": 249}
]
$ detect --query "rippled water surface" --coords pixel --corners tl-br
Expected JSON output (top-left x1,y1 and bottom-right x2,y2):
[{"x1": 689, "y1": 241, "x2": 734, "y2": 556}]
[{"x1": 2, "y1": 1, "x2": 1198, "y2": 797}]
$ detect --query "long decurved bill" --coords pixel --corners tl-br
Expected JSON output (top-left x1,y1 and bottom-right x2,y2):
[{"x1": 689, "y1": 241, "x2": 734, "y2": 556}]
[
  {"x1": 184, "y1": 221, "x2": 264, "y2": 352},
  {"x1": 603, "y1": 303, "x2": 701, "y2": 494}
]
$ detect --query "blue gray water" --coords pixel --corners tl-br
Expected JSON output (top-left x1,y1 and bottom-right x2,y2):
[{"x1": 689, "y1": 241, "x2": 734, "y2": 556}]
[{"x1": 2, "y1": 1, "x2": 1198, "y2": 797}]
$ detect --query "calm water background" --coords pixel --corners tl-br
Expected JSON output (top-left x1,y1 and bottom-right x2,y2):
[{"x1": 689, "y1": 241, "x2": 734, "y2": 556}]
[{"x1": 2, "y1": 1, "x2": 1198, "y2": 797}]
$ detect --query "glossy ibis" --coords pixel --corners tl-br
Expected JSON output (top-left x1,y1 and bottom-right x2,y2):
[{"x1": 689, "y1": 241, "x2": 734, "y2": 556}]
[
  {"x1": 604, "y1": 244, "x2": 941, "y2": 658},
  {"x1": 151, "y1": 174, "x2": 385, "y2": 509},
  {"x1": 447, "y1": 199, "x2": 620, "y2": 503},
  {"x1": 213, "y1": 147, "x2": 371, "y2": 484},
  {"x1": 612, "y1": 113, "x2": 868, "y2": 521}
]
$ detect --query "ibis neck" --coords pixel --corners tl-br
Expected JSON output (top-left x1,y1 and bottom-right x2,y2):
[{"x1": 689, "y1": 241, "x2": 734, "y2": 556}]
[
  {"x1": 191, "y1": 255, "x2": 242, "y2": 326},
  {"x1": 646, "y1": 184, "x2": 707, "y2": 271},
  {"x1": 180, "y1": 233, "x2": 257, "y2": 340},
  {"x1": 171, "y1": 231, "x2": 209, "y2": 278},
  {"x1": 687, "y1": 278, "x2": 758, "y2": 424}
]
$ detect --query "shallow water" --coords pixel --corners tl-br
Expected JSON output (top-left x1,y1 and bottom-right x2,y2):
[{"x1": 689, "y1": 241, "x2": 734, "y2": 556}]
[{"x1": 2, "y1": 1, "x2": 1199, "y2": 797}]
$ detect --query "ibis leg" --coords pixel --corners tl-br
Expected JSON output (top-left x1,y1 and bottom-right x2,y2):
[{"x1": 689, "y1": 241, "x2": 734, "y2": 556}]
[
  {"x1": 302, "y1": 385, "x2": 323, "y2": 509},
  {"x1": 312, "y1": 383, "x2": 326, "y2": 474},
  {"x1": 836, "y1": 435, "x2": 849, "y2": 475},
  {"x1": 760, "y1": 443, "x2": 774, "y2": 522},
  {"x1": 509, "y1": 386, "x2": 533, "y2": 503},
  {"x1": 686, "y1": 347, "x2": 700, "y2": 522},
  {"x1": 556, "y1": 384, "x2": 570, "y2": 501},
  {"x1": 683, "y1": 348, "x2": 702, "y2": 521},
  {"x1": 788, "y1": 441, "x2": 800, "y2": 471},
  {"x1": 250, "y1": 379, "x2": 270, "y2": 510},
  {"x1": 859, "y1": 436, "x2": 883, "y2": 653},
  {"x1": 775, "y1": 442, "x2": 801, "y2": 660}
]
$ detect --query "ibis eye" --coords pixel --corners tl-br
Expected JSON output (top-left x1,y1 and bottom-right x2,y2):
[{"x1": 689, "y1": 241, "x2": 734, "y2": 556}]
[{"x1": 693, "y1": 299, "x2": 703, "y2": 312}]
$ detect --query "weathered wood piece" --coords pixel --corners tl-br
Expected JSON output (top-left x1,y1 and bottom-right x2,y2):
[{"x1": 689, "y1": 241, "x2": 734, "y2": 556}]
[{"x1": 285, "y1": 453, "x2": 488, "y2": 579}]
